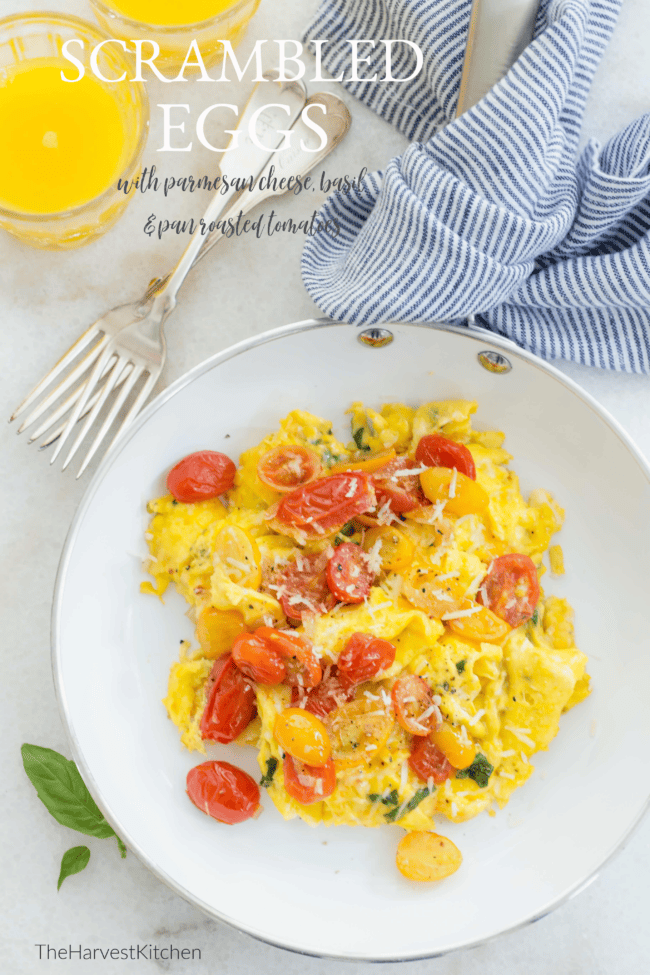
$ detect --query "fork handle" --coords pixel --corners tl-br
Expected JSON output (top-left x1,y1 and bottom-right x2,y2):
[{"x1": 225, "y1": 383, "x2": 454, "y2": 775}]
[{"x1": 148, "y1": 71, "x2": 307, "y2": 323}]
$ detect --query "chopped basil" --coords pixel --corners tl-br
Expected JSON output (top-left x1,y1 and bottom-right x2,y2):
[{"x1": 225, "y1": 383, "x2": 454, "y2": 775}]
[
  {"x1": 321, "y1": 448, "x2": 342, "y2": 468},
  {"x1": 531, "y1": 609, "x2": 539, "y2": 626},
  {"x1": 456, "y1": 659, "x2": 467, "y2": 674},
  {"x1": 369, "y1": 789, "x2": 399, "y2": 807},
  {"x1": 352, "y1": 428, "x2": 368, "y2": 451},
  {"x1": 260, "y1": 757, "x2": 278, "y2": 788},
  {"x1": 456, "y1": 753, "x2": 494, "y2": 789},
  {"x1": 384, "y1": 786, "x2": 434, "y2": 822}
]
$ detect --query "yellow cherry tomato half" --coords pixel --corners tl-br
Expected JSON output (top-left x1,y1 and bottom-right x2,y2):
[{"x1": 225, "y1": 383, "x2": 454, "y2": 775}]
[
  {"x1": 196, "y1": 607, "x2": 246, "y2": 659},
  {"x1": 362, "y1": 524, "x2": 415, "y2": 573},
  {"x1": 447, "y1": 601, "x2": 510, "y2": 642},
  {"x1": 212, "y1": 525, "x2": 261, "y2": 589},
  {"x1": 419, "y1": 467, "x2": 489, "y2": 517},
  {"x1": 430, "y1": 722, "x2": 476, "y2": 770},
  {"x1": 325, "y1": 698, "x2": 395, "y2": 768},
  {"x1": 329, "y1": 449, "x2": 397, "y2": 476},
  {"x1": 274, "y1": 708, "x2": 331, "y2": 767}
]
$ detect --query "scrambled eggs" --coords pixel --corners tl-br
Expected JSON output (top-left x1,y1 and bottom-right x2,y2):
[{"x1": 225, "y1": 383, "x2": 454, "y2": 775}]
[{"x1": 145, "y1": 400, "x2": 589, "y2": 841}]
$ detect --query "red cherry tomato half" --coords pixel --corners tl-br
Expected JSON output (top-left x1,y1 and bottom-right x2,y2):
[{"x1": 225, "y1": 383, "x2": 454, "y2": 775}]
[
  {"x1": 338, "y1": 632, "x2": 396, "y2": 685},
  {"x1": 477, "y1": 553, "x2": 540, "y2": 627},
  {"x1": 392, "y1": 674, "x2": 439, "y2": 736},
  {"x1": 200, "y1": 654, "x2": 256, "y2": 744},
  {"x1": 167, "y1": 450, "x2": 236, "y2": 503},
  {"x1": 371, "y1": 458, "x2": 429, "y2": 514},
  {"x1": 186, "y1": 760, "x2": 260, "y2": 824},
  {"x1": 283, "y1": 755, "x2": 336, "y2": 805},
  {"x1": 273, "y1": 552, "x2": 336, "y2": 622},
  {"x1": 292, "y1": 666, "x2": 356, "y2": 718},
  {"x1": 273, "y1": 473, "x2": 375, "y2": 538},
  {"x1": 256, "y1": 627, "x2": 322, "y2": 688},
  {"x1": 257, "y1": 445, "x2": 322, "y2": 492},
  {"x1": 408, "y1": 736, "x2": 454, "y2": 785},
  {"x1": 415, "y1": 434, "x2": 476, "y2": 480},
  {"x1": 231, "y1": 632, "x2": 286, "y2": 684},
  {"x1": 326, "y1": 543, "x2": 374, "y2": 604}
]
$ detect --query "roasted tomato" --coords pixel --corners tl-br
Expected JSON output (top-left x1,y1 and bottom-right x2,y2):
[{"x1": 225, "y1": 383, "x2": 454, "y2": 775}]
[
  {"x1": 186, "y1": 761, "x2": 260, "y2": 824},
  {"x1": 231, "y1": 631, "x2": 286, "y2": 684},
  {"x1": 338, "y1": 632, "x2": 396, "y2": 685},
  {"x1": 257, "y1": 445, "x2": 321, "y2": 492},
  {"x1": 271, "y1": 551, "x2": 336, "y2": 622},
  {"x1": 326, "y1": 542, "x2": 374, "y2": 604},
  {"x1": 415, "y1": 434, "x2": 476, "y2": 480},
  {"x1": 329, "y1": 449, "x2": 396, "y2": 475},
  {"x1": 270, "y1": 472, "x2": 375, "y2": 539},
  {"x1": 283, "y1": 755, "x2": 336, "y2": 805},
  {"x1": 274, "y1": 708, "x2": 331, "y2": 766},
  {"x1": 200, "y1": 655, "x2": 256, "y2": 744},
  {"x1": 430, "y1": 722, "x2": 476, "y2": 770},
  {"x1": 196, "y1": 607, "x2": 245, "y2": 659},
  {"x1": 291, "y1": 665, "x2": 356, "y2": 717},
  {"x1": 408, "y1": 736, "x2": 455, "y2": 785},
  {"x1": 447, "y1": 602, "x2": 510, "y2": 642},
  {"x1": 392, "y1": 674, "x2": 440, "y2": 736},
  {"x1": 326, "y1": 698, "x2": 394, "y2": 767},
  {"x1": 371, "y1": 458, "x2": 429, "y2": 514},
  {"x1": 167, "y1": 451, "x2": 235, "y2": 502},
  {"x1": 255, "y1": 627, "x2": 322, "y2": 688},
  {"x1": 477, "y1": 554, "x2": 540, "y2": 627}
]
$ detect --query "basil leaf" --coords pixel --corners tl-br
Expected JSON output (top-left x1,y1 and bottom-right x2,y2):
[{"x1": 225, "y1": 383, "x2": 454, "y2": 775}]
[
  {"x1": 384, "y1": 786, "x2": 433, "y2": 822},
  {"x1": 456, "y1": 753, "x2": 494, "y2": 788},
  {"x1": 352, "y1": 428, "x2": 365, "y2": 451},
  {"x1": 117, "y1": 837, "x2": 127, "y2": 859},
  {"x1": 531, "y1": 609, "x2": 539, "y2": 626},
  {"x1": 368, "y1": 789, "x2": 399, "y2": 807},
  {"x1": 260, "y1": 756, "x2": 278, "y2": 789},
  {"x1": 21, "y1": 744, "x2": 115, "y2": 838},
  {"x1": 456, "y1": 659, "x2": 466, "y2": 674},
  {"x1": 57, "y1": 846, "x2": 90, "y2": 891}
]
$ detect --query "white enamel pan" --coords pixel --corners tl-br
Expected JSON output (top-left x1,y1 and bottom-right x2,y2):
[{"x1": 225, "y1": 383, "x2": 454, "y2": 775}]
[{"x1": 53, "y1": 318, "x2": 650, "y2": 960}]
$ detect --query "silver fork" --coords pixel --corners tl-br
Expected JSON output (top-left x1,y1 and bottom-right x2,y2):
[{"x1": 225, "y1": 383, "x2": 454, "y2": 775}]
[{"x1": 9, "y1": 71, "x2": 309, "y2": 476}]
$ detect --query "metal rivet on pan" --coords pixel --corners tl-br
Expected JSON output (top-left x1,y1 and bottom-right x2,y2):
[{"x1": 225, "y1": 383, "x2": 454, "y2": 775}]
[
  {"x1": 358, "y1": 328, "x2": 394, "y2": 348},
  {"x1": 478, "y1": 350, "x2": 512, "y2": 374}
]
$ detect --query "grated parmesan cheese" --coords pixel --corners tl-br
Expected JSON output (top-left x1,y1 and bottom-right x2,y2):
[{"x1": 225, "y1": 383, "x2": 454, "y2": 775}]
[{"x1": 441, "y1": 605, "x2": 482, "y2": 621}]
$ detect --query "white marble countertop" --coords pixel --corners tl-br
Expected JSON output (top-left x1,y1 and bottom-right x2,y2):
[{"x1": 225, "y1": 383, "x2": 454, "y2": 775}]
[{"x1": 2, "y1": 0, "x2": 649, "y2": 972}]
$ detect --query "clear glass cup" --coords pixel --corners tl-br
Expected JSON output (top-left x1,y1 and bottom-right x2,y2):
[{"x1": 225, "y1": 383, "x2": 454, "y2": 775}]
[
  {"x1": 0, "y1": 13, "x2": 149, "y2": 250},
  {"x1": 90, "y1": 0, "x2": 262, "y2": 72}
]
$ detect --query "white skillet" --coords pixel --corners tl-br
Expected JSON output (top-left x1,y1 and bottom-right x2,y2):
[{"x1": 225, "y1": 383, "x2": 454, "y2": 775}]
[{"x1": 52, "y1": 319, "x2": 650, "y2": 960}]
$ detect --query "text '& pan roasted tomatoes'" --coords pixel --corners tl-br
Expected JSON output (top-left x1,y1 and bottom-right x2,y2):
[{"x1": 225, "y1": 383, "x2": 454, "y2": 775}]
[
  {"x1": 283, "y1": 755, "x2": 336, "y2": 805},
  {"x1": 199, "y1": 654, "x2": 256, "y2": 744},
  {"x1": 270, "y1": 472, "x2": 375, "y2": 539},
  {"x1": 167, "y1": 450, "x2": 236, "y2": 502},
  {"x1": 186, "y1": 761, "x2": 260, "y2": 824},
  {"x1": 338, "y1": 632, "x2": 396, "y2": 685},
  {"x1": 326, "y1": 543, "x2": 374, "y2": 604},
  {"x1": 477, "y1": 554, "x2": 540, "y2": 627},
  {"x1": 415, "y1": 434, "x2": 476, "y2": 480},
  {"x1": 257, "y1": 445, "x2": 321, "y2": 492}
]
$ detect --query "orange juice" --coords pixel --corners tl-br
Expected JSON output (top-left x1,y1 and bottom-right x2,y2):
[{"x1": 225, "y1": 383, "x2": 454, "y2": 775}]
[
  {"x1": 0, "y1": 59, "x2": 126, "y2": 215},
  {"x1": 92, "y1": 0, "x2": 261, "y2": 70},
  {"x1": 107, "y1": 0, "x2": 238, "y2": 25}
]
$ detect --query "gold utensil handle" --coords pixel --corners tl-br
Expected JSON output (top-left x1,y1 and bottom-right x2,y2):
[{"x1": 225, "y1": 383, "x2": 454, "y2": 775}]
[{"x1": 456, "y1": 0, "x2": 540, "y2": 117}]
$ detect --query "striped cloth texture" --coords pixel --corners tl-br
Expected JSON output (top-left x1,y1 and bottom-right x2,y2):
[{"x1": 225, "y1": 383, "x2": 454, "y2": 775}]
[{"x1": 301, "y1": 0, "x2": 650, "y2": 372}]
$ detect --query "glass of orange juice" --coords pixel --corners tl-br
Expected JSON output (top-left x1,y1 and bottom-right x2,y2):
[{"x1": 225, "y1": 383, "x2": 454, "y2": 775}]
[
  {"x1": 0, "y1": 13, "x2": 148, "y2": 250},
  {"x1": 89, "y1": 0, "x2": 261, "y2": 72}
]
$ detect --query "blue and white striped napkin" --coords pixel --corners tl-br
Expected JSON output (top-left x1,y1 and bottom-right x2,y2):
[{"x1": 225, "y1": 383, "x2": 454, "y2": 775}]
[{"x1": 301, "y1": 0, "x2": 650, "y2": 372}]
